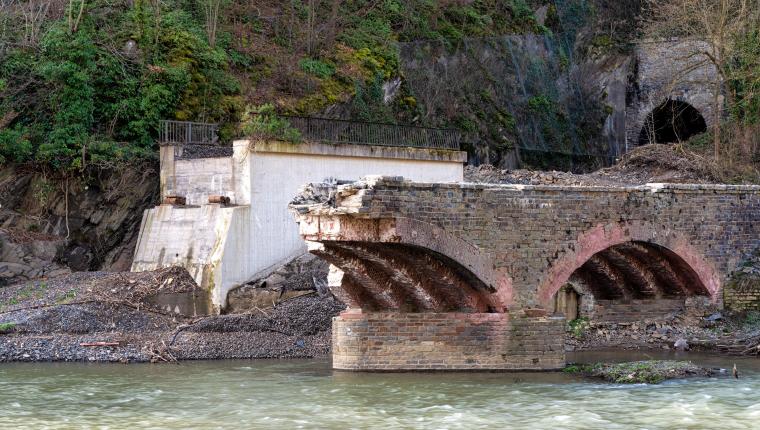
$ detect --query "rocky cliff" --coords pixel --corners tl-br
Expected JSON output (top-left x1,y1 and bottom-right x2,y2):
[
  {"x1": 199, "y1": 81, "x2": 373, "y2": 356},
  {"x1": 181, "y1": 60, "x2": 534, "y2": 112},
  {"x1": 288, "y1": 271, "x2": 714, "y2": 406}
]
[{"x1": 0, "y1": 163, "x2": 158, "y2": 285}]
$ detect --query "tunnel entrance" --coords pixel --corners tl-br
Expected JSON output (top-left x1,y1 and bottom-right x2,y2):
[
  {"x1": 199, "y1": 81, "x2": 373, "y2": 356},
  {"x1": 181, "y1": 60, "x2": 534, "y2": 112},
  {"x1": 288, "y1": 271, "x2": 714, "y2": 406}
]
[
  {"x1": 638, "y1": 99, "x2": 707, "y2": 145},
  {"x1": 553, "y1": 241, "x2": 710, "y2": 323}
]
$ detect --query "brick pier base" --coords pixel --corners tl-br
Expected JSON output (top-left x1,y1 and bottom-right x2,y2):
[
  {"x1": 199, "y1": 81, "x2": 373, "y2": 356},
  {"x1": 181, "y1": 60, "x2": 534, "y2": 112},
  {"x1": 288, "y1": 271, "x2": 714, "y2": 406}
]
[{"x1": 332, "y1": 311, "x2": 566, "y2": 371}]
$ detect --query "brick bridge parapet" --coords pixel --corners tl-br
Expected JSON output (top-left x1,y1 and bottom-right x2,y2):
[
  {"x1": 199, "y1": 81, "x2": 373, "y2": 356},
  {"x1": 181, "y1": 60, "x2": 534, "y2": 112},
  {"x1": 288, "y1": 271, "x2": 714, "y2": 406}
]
[{"x1": 291, "y1": 177, "x2": 760, "y2": 370}]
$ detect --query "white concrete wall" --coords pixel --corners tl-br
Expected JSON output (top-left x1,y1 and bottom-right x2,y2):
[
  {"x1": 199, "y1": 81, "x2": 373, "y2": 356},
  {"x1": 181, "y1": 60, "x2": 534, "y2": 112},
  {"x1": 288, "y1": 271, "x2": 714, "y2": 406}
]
[
  {"x1": 169, "y1": 157, "x2": 234, "y2": 205},
  {"x1": 135, "y1": 139, "x2": 464, "y2": 310},
  {"x1": 132, "y1": 204, "x2": 251, "y2": 309},
  {"x1": 246, "y1": 148, "x2": 463, "y2": 285}
]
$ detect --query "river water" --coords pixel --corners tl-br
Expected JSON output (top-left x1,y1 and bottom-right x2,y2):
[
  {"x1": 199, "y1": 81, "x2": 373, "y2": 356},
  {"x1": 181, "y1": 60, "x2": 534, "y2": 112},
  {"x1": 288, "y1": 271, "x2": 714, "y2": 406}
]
[{"x1": 1, "y1": 351, "x2": 759, "y2": 429}]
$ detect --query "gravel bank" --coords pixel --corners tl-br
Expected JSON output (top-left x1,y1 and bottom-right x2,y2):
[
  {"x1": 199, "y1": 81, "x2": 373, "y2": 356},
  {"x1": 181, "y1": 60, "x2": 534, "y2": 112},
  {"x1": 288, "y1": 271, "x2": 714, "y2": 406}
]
[{"x1": 0, "y1": 268, "x2": 344, "y2": 363}]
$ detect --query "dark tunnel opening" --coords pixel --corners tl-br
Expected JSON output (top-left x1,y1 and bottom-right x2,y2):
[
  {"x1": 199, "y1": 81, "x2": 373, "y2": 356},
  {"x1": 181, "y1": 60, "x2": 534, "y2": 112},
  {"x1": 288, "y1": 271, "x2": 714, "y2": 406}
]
[{"x1": 638, "y1": 99, "x2": 707, "y2": 145}]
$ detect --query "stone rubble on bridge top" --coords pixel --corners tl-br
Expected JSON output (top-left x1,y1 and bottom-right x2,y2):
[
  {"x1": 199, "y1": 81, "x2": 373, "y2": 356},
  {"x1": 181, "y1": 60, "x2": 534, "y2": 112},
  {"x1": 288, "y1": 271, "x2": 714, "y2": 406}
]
[{"x1": 464, "y1": 144, "x2": 748, "y2": 186}]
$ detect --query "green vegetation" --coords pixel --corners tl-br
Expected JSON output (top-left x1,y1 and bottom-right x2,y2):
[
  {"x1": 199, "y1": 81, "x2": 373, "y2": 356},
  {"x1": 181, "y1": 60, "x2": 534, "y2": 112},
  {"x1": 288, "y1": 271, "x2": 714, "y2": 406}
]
[
  {"x1": 0, "y1": 322, "x2": 16, "y2": 334},
  {"x1": 562, "y1": 363, "x2": 594, "y2": 373},
  {"x1": 1, "y1": 283, "x2": 50, "y2": 309},
  {"x1": 299, "y1": 58, "x2": 336, "y2": 79},
  {"x1": 1, "y1": 0, "x2": 568, "y2": 172},
  {"x1": 1, "y1": 0, "x2": 241, "y2": 171},
  {"x1": 8, "y1": 0, "x2": 738, "y2": 173},
  {"x1": 56, "y1": 289, "x2": 78, "y2": 304},
  {"x1": 565, "y1": 360, "x2": 708, "y2": 384},
  {"x1": 742, "y1": 311, "x2": 760, "y2": 328},
  {"x1": 729, "y1": 29, "x2": 760, "y2": 127},
  {"x1": 240, "y1": 104, "x2": 301, "y2": 143},
  {"x1": 567, "y1": 316, "x2": 590, "y2": 338}
]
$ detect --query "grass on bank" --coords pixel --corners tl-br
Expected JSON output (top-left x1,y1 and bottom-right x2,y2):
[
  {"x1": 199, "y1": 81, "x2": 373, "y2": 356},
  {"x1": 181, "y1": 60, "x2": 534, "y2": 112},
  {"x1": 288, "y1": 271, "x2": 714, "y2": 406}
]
[{"x1": 0, "y1": 322, "x2": 16, "y2": 334}]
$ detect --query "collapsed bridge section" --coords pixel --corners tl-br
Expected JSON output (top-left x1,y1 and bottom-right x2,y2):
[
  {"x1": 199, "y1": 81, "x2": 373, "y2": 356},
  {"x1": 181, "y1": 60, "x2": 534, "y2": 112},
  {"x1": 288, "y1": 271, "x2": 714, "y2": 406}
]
[{"x1": 291, "y1": 177, "x2": 760, "y2": 371}]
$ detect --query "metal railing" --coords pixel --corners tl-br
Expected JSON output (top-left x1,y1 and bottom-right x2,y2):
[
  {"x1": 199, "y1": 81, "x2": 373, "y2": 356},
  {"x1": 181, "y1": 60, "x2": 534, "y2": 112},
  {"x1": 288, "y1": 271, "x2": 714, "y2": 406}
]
[
  {"x1": 159, "y1": 120, "x2": 219, "y2": 145},
  {"x1": 284, "y1": 116, "x2": 461, "y2": 150}
]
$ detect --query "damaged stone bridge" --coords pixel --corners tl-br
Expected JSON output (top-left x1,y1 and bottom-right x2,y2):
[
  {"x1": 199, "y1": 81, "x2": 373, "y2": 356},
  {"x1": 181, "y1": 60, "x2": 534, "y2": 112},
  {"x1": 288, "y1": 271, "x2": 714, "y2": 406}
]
[{"x1": 290, "y1": 177, "x2": 760, "y2": 371}]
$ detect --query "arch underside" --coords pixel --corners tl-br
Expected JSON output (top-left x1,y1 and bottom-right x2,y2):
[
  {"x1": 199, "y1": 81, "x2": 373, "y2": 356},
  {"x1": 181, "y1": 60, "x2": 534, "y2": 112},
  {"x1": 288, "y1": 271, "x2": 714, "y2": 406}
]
[
  {"x1": 569, "y1": 241, "x2": 709, "y2": 300},
  {"x1": 310, "y1": 241, "x2": 500, "y2": 313}
]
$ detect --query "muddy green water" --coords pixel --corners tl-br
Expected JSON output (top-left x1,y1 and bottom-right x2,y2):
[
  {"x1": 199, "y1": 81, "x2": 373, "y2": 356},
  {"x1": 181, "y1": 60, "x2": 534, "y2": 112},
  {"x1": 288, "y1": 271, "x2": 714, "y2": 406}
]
[{"x1": 1, "y1": 351, "x2": 759, "y2": 429}]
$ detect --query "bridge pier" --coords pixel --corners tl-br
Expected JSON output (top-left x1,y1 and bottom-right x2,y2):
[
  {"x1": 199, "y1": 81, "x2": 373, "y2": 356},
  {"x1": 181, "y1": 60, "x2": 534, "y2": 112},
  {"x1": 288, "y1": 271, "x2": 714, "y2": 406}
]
[{"x1": 332, "y1": 310, "x2": 565, "y2": 371}]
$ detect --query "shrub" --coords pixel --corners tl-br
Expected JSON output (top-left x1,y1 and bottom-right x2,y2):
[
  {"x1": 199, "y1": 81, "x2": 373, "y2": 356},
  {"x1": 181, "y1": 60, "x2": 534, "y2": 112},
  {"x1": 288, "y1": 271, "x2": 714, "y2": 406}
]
[
  {"x1": 240, "y1": 104, "x2": 301, "y2": 143},
  {"x1": 567, "y1": 316, "x2": 590, "y2": 338},
  {"x1": 299, "y1": 58, "x2": 336, "y2": 79},
  {"x1": 0, "y1": 126, "x2": 33, "y2": 164}
]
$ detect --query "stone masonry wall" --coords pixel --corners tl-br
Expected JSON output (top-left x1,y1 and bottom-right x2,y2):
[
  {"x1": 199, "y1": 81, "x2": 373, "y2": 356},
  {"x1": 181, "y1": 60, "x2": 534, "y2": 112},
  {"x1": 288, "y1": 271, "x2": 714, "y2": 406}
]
[
  {"x1": 311, "y1": 179, "x2": 760, "y2": 309},
  {"x1": 591, "y1": 299, "x2": 685, "y2": 323},
  {"x1": 724, "y1": 280, "x2": 760, "y2": 311},
  {"x1": 332, "y1": 311, "x2": 565, "y2": 371},
  {"x1": 626, "y1": 40, "x2": 720, "y2": 149},
  {"x1": 296, "y1": 179, "x2": 760, "y2": 371}
]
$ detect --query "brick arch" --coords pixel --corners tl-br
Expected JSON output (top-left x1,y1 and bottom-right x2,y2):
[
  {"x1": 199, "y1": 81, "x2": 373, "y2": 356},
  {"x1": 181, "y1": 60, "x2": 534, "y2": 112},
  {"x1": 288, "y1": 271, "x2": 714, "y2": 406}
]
[
  {"x1": 394, "y1": 218, "x2": 513, "y2": 309},
  {"x1": 536, "y1": 222, "x2": 721, "y2": 307},
  {"x1": 300, "y1": 216, "x2": 513, "y2": 311}
]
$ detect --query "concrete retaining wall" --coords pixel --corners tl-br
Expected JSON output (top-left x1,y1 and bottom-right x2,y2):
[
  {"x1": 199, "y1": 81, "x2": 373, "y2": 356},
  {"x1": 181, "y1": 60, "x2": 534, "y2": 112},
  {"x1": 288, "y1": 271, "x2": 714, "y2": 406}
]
[
  {"x1": 332, "y1": 311, "x2": 565, "y2": 371},
  {"x1": 131, "y1": 204, "x2": 251, "y2": 307}
]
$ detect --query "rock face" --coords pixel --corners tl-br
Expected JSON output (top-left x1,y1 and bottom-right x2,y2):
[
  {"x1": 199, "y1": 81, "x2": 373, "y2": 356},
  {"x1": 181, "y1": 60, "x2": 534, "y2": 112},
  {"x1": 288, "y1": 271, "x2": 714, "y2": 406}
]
[
  {"x1": 226, "y1": 253, "x2": 330, "y2": 314},
  {"x1": 0, "y1": 229, "x2": 70, "y2": 286},
  {"x1": 0, "y1": 163, "x2": 159, "y2": 277}
]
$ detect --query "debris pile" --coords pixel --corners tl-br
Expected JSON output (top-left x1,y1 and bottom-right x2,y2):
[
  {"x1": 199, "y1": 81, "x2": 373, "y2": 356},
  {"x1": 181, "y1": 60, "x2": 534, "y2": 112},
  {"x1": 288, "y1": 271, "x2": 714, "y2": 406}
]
[
  {"x1": 0, "y1": 266, "x2": 344, "y2": 363},
  {"x1": 567, "y1": 309, "x2": 760, "y2": 356},
  {"x1": 465, "y1": 144, "x2": 730, "y2": 186}
]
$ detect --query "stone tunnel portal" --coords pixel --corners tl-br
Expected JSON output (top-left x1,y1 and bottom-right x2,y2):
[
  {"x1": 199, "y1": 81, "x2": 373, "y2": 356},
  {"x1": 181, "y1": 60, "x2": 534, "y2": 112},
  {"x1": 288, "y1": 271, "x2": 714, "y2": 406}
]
[
  {"x1": 638, "y1": 99, "x2": 707, "y2": 145},
  {"x1": 552, "y1": 241, "x2": 711, "y2": 323}
]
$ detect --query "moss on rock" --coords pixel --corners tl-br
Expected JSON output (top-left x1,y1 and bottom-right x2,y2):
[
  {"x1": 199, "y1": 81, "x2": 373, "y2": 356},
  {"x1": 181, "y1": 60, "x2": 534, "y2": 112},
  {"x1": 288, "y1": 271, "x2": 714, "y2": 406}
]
[{"x1": 565, "y1": 360, "x2": 724, "y2": 384}]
